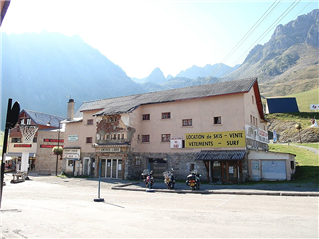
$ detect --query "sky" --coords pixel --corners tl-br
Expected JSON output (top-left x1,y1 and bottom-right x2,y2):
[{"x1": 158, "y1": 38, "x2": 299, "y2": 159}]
[{"x1": 1, "y1": 0, "x2": 318, "y2": 79}]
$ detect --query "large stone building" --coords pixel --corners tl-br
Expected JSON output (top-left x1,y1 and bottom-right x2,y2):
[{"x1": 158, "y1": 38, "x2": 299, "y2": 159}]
[{"x1": 62, "y1": 78, "x2": 296, "y2": 183}]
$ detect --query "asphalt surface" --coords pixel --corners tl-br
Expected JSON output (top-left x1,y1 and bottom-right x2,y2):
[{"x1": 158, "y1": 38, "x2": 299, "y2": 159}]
[
  {"x1": 7, "y1": 171, "x2": 318, "y2": 197},
  {"x1": 1, "y1": 172, "x2": 318, "y2": 239}
]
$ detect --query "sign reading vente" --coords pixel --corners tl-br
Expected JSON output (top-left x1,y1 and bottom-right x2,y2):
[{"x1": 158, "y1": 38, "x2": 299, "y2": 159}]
[{"x1": 185, "y1": 130, "x2": 245, "y2": 148}]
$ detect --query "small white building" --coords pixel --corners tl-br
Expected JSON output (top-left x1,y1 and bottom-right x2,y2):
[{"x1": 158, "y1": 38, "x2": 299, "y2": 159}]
[{"x1": 248, "y1": 150, "x2": 296, "y2": 181}]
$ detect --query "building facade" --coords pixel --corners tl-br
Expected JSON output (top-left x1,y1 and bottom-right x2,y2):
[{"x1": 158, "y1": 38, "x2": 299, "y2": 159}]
[
  {"x1": 7, "y1": 109, "x2": 65, "y2": 174},
  {"x1": 62, "y1": 78, "x2": 289, "y2": 183}
]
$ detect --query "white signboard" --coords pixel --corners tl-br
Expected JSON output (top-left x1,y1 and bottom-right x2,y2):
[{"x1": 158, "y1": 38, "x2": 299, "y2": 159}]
[
  {"x1": 68, "y1": 134, "x2": 78, "y2": 142},
  {"x1": 310, "y1": 104, "x2": 319, "y2": 110},
  {"x1": 63, "y1": 149, "x2": 80, "y2": 159},
  {"x1": 170, "y1": 137, "x2": 183, "y2": 148},
  {"x1": 245, "y1": 125, "x2": 268, "y2": 143}
]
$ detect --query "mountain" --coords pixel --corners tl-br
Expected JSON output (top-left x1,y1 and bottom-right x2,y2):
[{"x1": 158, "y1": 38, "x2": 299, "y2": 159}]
[
  {"x1": 1, "y1": 31, "x2": 146, "y2": 128},
  {"x1": 223, "y1": 9, "x2": 319, "y2": 97},
  {"x1": 136, "y1": 63, "x2": 238, "y2": 92},
  {"x1": 176, "y1": 63, "x2": 239, "y2": 79}
]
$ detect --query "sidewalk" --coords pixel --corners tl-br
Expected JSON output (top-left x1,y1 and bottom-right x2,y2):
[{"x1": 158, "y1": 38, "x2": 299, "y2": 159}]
[
  {"x1": 6, "y1": 172, "x2": 318, "y2": 197},
  {"x1": 112, "y1": 180, "x2": 319, "y2": 197}
]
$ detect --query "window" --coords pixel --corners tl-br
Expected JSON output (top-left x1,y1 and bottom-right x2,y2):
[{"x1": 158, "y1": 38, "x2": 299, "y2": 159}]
[
  {"x1": 290, "y1": 161, "x2": 295, "y2": 170},
  {"x1": 214, "y1": 116, "x2": 221, "y2": 124},
  {"x1": 68, "y1": 160, "x2": 73, "y2": 166},
  {"x1": 87, "y1": 119, "x2": 93, "y2": 125},
  {"x1": 252, "y1": 95, "x2": 255, "y2": 104},
  {"x1": 189, "y1": 163, "x2": 195, "y2": 171},
  {"x1": 11, "y1": 138, "x2": 22, "y2": 143},
  {"x1": 182, "y1": 119, "x2": 192, "y2": 126},
  {"x1": 142, "y1": 135, "x2": 150, "y2": 142},
  {"x1": 86, "y1": 137, "x2": 92, "y2": 143},
  {"x1": 121, "y1": 134, "x2": 124, "y2": 139},
  {"x1": 117, "y1": 134, "x2": 120, "y2": 140},
  {"x1": 142, "y1": 114, "x2": 150, "y2": 120},
  {"x1": 162, "y1": 112, "x2": 171, "y2": 119},
  {"x1": 26, "y1": 118, "x2": 32, "y2": 125},
  {"x1": 161, "y1": 134, "x2": 170, "y2": 142}
]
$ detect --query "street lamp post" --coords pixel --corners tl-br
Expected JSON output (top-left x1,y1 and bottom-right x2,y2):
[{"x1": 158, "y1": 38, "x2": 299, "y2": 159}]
[{"x1": 47, "y1": 118, "x2": 61, "y2": 176}]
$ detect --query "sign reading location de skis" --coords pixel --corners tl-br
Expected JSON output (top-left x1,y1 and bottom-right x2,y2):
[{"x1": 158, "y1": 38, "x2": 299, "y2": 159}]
[{"x1": 185, "y1": 130, "x2": 245, "y2": 148}]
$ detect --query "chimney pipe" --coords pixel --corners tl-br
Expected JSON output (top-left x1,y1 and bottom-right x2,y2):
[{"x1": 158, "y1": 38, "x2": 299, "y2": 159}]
[{"x1": 67, "y1": 99, "x2": 75, "y2": 121}]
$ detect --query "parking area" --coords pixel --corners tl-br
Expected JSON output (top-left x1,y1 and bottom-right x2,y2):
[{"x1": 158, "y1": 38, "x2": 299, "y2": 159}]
[{"x1": 1, "y1": 173, "x2": 318, "y2": 238}]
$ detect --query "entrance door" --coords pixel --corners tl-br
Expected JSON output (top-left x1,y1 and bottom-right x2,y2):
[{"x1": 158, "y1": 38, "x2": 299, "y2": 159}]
[
  {"x1": 101, "y1": 159, "x2": 106, "y2": 177},
  {"x1": 106, "y1": 159, "x2": 112, "y2": 178},
  {"x1": 103, "y1": 159, "x2": 122, "y2": 179},
  {"x1": 221, "y1": 161, "x2": 239, "y2": 183}
]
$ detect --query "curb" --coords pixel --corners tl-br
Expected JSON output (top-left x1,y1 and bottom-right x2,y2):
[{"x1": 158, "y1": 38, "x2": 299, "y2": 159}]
[{"x1": 112, "y1": 185, "x2": 319, "y2": 197}]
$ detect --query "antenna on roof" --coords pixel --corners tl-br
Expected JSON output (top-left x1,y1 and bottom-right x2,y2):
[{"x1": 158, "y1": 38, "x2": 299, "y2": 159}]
[{"x1": 65, "y1": 95, "x2": 71, "y2": 98}]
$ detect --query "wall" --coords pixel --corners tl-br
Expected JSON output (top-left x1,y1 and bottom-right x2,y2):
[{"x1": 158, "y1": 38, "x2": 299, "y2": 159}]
[
  {"x1": 248, "y1": 150, "x2": 296, "y2": 181},
  {"x1": 36, "y1": 130, "x2": 64, "y2": 173},
  {"x1": 130, "y1": 93, "x2": 247, "y2": 153}
]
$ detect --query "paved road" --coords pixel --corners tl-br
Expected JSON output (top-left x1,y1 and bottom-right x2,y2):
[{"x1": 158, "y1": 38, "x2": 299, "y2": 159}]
[
  {"x1": 291, "y1": 144, "x2": 319, "y2": 155},
  {"x1": 1, "y1": 174, "x2": 318, "y2": 238}
]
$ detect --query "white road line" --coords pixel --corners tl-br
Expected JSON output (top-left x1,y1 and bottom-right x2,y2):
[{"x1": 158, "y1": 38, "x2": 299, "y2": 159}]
[{"x1": 216, "y1": 195, "x2": 236, "y2": 208}]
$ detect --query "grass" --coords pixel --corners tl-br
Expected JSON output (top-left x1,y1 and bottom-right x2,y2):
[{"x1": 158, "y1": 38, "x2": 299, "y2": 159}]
[
  {"x1": 287, "y1": 87, "x2": 319, "y2": 112},
  {"x1": 268, "y1": 144, "x2": 318, "y2": 184}
]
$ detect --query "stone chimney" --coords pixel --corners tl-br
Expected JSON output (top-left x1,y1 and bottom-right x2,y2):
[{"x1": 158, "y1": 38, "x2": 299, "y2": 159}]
[{"x1": 67, "y1": 99, "x2": 75, "y2": 121}]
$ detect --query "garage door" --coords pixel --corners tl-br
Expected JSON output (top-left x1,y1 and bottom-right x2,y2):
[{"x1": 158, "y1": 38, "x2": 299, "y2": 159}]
[{"x1": 262, "y1": 160, "x2": 286, "y2": 180}]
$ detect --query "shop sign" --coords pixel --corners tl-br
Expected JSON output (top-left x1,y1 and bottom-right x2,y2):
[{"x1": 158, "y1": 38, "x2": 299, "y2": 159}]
[
  {"x1": 14, "y1": 144, "x2": 32, "y2": 147},
  {"x1": 68, "y1": 134, "x2": 78, "y2": 142},
  {"x1": 170, "y1": 136, "x2": 183, "y2": 148},
  {"x1": 44, "y1": 139, "x2": 64, "y2": 143},
  {"x1": 40, "y1": 145, "x2": 64, "y2": 148},
  {"x1": 185, "y1": 130, "x2": 245, "y2": 148},
  {"x1": 63, "y1": 149, "x2": 80, "y2": 159}
]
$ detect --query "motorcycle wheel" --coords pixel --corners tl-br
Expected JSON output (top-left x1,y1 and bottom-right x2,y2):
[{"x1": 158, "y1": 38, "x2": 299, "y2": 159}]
[{"x1": 191, "y1": 186, "x2": 195, "y2": 191}]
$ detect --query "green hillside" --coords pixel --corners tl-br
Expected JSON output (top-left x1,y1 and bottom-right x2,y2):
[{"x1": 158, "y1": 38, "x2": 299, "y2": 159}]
[{"x1": 288, "y1": 88, "x2": 319, "y2": 112}]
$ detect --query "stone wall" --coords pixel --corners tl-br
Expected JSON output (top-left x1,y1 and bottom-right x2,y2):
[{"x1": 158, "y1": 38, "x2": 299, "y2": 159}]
[
  {"x1": 125, "y1": 152, "x2": 207, "y2": 181},
  {"x1": 36, "y1": 130, "x2": 64, "y2": 174}
]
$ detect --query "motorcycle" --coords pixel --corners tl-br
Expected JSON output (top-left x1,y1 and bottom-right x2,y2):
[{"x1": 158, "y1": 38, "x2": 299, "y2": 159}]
[
  {"x1": 163, "y1": 169, "x2": 175, "y2": 189},
  {"x1": 141, "y1": 169, "x2": 154, "y2": 188},
  {"x1": 186, "y1": 170, "x2": 201, "y2": 190}
]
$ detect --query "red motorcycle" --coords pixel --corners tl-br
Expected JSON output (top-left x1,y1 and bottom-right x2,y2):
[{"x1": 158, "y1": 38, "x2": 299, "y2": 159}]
[{"x1": 141, "y1": 169, "x2": 154, "y2": 188}]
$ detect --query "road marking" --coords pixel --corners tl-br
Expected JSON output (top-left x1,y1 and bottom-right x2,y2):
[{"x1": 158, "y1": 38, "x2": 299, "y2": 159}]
[{"x1": 216, "y1": 195, "x2": 236, "y2": 208}]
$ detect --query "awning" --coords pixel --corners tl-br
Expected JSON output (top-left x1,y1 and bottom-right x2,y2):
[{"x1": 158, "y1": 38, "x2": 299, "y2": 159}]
[
  {"x1": 6, "y1": 152, "x2": 36, "y2": 157},
  {"x1": 196, "y1": 150, "x2": 246, "y2": 161},
  {"x1": 64, "y1": 158, "x2": 81, "y2": 161}
]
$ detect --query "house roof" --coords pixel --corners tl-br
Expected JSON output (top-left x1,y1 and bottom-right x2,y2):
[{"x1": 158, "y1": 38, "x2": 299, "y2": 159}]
[
  {"x1": 22, "y1": 109, "x2": 65, "y2": 128},
  {"x1": 0, "y1": 0, "x2": 10, "y2": 27},
  {"x1": 196, "y1": 150, "x2": 246, "y2": 161},
  {"x1": 74, "y1": 77, "x2": 257, "y2": 116},
  {"x1": 266, "y1": 98, "x2": 299, "y2": 114}
]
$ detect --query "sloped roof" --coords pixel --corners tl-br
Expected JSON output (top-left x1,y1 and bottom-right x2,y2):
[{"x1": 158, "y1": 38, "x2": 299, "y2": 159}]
[
  {"x1": 266, "y1": 98, "x2": 299, "y2": 113},
  {"x1": 22, "y1": 109, "x2": 65, "y2": 128},
  {"x1": 79, "y1": 77, "x2": 257, "y2": 117},
  {"x1": 0, "y1": 0, "x2": 10, "y2": 27},
  {"x1": 196, "y1": 150, "x2": 246, "y2": 161}
]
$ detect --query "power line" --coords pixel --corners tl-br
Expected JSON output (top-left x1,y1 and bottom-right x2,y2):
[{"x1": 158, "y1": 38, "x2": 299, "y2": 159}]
[
  {"x1": 220, "y1": 0, "x2": 301, "y2": 79},
  {"x1": 209, "y1": 0, "x2": 282, "y2": 78}
]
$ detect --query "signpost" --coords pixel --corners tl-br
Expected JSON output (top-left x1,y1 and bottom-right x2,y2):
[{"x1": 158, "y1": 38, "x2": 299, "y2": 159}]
[{"x1": 1, "y1": 99, "x2": 20, "y2": 208}]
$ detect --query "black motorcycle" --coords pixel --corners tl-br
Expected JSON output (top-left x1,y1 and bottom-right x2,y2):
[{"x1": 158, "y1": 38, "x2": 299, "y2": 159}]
[
  {"x1": 141, "y1": 169, "x2": 154, "y2": 188},
  {"x1": 186, "y1": 170, "x2": 201, "y2": 190},
  {"x1": 163, "y1": 169, "x2": 175, "y2": 189}
]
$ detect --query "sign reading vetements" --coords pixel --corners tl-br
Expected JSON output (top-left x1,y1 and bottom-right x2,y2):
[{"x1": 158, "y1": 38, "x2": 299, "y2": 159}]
[{"x1": 185, "y1": 130, "x2": 245, "y2": 148}]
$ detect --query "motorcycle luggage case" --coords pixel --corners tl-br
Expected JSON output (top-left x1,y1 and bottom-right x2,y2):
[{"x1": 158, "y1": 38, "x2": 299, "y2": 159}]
[{"x1": 187, "y1": 175, "x2": 196, "y2": 181}]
